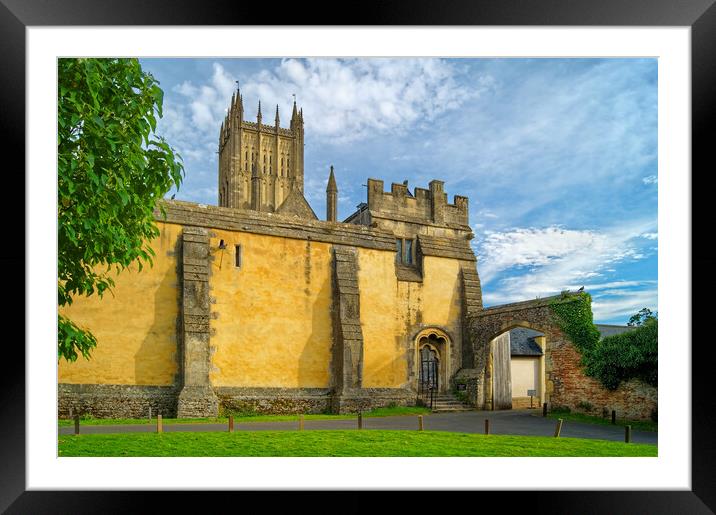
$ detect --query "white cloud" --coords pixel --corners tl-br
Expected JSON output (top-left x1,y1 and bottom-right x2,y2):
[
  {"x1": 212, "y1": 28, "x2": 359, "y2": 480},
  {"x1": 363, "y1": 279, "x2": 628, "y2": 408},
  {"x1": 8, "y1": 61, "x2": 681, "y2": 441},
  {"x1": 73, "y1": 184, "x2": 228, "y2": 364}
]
[
  {"x1": 477, "y1": 219, "x2": 657, "y2": 308},
  {"x1": 641, "y1": 232, "x2": 658, "y2": 240},
  {"x1": 591, "y1": 287, "x2": 658, "y2": 322},
  {"x1": 642, "y1": 175, "x2": 658, "y2": 185},
  {"x1": 237, "y1": 58, "x2": 486, "y2": 143},
  {"x1": 153, "y1": 58, "x2": 487, "y2": 205}
]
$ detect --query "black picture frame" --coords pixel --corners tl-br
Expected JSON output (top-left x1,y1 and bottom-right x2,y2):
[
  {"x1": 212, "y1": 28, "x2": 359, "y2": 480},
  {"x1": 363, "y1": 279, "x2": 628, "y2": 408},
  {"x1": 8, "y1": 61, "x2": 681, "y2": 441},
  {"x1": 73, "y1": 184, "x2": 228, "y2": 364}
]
[{"x1": 3, "y1": 0, "x2": 714, "y2": 512}]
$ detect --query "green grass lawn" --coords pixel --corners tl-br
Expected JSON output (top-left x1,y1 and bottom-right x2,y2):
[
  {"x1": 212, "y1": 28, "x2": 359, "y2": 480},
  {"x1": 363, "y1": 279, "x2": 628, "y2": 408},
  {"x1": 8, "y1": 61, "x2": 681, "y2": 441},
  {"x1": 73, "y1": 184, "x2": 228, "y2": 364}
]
[
  {"x1": 545, "y1": 410, "x2": 658, "y2": 432},
  {"x1": 57, "y1": 430, "x2": 657, "y2": 457},
  {"x1": 57, "y1": 405, "x2": 430, "y2": 427}
]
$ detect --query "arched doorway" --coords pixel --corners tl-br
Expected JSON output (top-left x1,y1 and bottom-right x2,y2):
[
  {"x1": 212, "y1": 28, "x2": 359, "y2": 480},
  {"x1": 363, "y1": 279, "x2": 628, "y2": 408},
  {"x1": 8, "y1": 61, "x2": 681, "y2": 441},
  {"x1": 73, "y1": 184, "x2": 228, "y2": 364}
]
[
  {"x1": 415, "y1": 328, "x2": 451, "y2": 395},
  {"x1": 419, "y1": 345, "x2": 440, "y2": 394}
]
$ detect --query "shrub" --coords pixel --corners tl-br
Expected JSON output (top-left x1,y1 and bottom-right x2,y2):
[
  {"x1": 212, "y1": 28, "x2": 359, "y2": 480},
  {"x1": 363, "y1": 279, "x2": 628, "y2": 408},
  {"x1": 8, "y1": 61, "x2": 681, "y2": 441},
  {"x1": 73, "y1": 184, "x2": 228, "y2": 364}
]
[{"x1": 585, "y1": 319, "x2": 657, "y2": 390}]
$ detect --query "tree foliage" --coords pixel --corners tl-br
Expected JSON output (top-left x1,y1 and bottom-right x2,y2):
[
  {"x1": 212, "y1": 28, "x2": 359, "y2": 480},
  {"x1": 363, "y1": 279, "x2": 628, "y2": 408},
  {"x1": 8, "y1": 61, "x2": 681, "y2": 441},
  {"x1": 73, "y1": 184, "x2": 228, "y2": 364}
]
[
  {"x1": 58, "y1": 58, "x2": 184, "y2": 362},
  {"x1": 584, "y1": 318, "x2": 658, "y2": 390},
  {"x1": 627, "y1": 307, "x2": 657, "y2": 327},
  {"x1": 549, "y1": 292, "x2": 602, "y2": 359}
]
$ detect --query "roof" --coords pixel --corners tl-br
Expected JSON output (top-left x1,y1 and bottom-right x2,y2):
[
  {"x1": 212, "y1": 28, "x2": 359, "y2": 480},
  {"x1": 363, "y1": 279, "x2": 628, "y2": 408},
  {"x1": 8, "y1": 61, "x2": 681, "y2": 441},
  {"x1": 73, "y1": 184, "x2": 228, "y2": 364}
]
[
  {"x1": 509, "y1": 327, "x2": 544, "y2": 356},
  {"x1": 595, "y1": 324, "x2": 638, "y2": 339}
]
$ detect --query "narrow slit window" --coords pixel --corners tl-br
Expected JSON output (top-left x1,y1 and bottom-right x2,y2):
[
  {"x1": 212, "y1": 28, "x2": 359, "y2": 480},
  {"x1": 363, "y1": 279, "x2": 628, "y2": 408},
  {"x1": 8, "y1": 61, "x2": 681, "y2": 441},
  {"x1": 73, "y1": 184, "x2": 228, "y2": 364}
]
[
  {"x1": 404, "y1": 239, "x2": 413, "y2": 265},
  {"x1": 235, "y1": 245, "x2": 242, "y2": 268},
  {"x1": 395, "y1": 239, "x2": 403, "y2": 263}
]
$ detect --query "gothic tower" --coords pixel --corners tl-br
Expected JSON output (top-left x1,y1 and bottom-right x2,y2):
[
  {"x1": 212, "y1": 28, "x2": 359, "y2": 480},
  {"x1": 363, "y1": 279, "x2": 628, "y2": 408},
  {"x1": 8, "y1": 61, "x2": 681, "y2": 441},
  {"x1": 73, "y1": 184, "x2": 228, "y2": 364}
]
[{"x1": 218, "y1": 89, "x2": 305, "y2": 212}]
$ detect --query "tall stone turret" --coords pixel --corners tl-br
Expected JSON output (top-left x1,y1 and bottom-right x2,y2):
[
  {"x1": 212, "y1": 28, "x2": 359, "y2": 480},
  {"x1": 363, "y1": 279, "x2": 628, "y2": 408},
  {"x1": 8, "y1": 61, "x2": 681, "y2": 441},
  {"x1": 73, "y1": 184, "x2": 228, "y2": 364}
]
[
  {"x1": 217, "y1": 89, "x2": 306, "y2": 214},
  {"x1": 326, "y1": 165, "x2": 338, "y2": 222}
]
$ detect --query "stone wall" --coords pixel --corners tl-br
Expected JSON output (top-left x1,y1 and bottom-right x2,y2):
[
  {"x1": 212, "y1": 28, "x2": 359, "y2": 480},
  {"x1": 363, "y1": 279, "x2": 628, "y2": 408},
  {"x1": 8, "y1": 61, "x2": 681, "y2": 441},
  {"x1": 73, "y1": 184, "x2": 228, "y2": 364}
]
[
  {"x1": 215, "y1": 387, "x2": 333, "y2": 414},
  {"x1": 58, "y1": 384, "x2": 180, "y2": 418},
  {"x1": 548, "y1": 338, "x2": 657, "y2": 420},
  {"x1": 330, "y1": 388, "x2": 416, "y2": 414}
]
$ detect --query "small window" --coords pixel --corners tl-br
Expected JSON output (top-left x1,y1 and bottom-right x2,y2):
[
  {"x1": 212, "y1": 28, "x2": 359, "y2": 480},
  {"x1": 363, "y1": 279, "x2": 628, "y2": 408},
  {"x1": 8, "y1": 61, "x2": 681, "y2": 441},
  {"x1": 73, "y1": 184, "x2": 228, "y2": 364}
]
[
  {"x1": 404, "y1": 239, "x2": 413, "y2": 265},
  {"x1": 395, "y1": 238, "x2": 416, "y2": 265},
  {"x1": 235, "y1": 245, "x2": 242, "y2": 268}
]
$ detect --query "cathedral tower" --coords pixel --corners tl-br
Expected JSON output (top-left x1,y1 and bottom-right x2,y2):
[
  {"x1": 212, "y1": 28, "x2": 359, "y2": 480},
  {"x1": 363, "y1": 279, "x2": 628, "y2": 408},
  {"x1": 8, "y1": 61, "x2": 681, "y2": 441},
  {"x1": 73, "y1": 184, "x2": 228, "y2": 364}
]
[{"x1": 218, "y1": 90, "x2": 305, "y2": 213}]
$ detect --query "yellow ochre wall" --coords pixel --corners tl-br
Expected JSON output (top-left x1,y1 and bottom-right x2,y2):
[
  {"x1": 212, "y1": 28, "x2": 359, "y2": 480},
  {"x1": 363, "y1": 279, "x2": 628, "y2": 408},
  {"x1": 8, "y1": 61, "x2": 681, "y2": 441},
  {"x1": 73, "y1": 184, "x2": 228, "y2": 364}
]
[
  {"x1": 58, "y1": 223, "x2": 183, "y2": 385},
  {"x1": 59, "y1": 221, "x2": 465, "y2": 391},
  {"x1": 357, "y1": 250, "x2": 463, "y2": 388},
  {"x1": 208, "y1": 231, "x2": 334, "y2": 388}
]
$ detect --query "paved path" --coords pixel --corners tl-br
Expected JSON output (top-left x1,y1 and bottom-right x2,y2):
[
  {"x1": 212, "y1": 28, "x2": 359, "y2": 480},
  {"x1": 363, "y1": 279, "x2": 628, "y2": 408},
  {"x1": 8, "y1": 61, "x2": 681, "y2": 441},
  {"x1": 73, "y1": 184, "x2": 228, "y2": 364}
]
[{"x1": 59, "y1": 409, "x2": 657, "y2": 445}]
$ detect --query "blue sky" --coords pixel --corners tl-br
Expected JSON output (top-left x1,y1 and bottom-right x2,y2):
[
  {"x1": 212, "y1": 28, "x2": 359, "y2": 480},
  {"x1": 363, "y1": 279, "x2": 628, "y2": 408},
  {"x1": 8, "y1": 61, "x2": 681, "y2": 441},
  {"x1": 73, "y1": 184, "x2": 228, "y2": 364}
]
[{"x1": 140, "y1": 57, "x2": 658, "y2": 324}]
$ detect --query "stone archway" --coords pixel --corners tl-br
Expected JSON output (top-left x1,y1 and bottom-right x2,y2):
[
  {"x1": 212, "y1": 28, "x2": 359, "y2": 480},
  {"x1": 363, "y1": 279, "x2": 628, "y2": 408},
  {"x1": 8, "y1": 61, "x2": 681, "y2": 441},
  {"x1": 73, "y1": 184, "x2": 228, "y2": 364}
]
[{"x1": 465, "y1": 295, "x2": 581, "y2": 410}]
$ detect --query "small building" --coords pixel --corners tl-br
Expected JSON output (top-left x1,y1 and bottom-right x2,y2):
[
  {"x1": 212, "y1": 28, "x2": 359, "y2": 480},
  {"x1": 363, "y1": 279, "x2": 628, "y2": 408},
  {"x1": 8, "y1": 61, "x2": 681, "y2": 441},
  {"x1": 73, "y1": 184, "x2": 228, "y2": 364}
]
[{"x1": 509, "y1": 328, "x2": 545, "y2": 409}]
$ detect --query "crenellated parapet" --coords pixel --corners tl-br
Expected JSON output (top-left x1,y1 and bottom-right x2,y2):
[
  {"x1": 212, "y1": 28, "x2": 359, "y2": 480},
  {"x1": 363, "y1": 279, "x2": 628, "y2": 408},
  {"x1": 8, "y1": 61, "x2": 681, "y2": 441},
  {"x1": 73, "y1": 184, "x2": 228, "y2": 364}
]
[
  {"x1": 365, "y1": 178, "x2": 469, "y2": 228},
  {"x1": 344, "y1": 178, "x2": 471, "y2": 242}
]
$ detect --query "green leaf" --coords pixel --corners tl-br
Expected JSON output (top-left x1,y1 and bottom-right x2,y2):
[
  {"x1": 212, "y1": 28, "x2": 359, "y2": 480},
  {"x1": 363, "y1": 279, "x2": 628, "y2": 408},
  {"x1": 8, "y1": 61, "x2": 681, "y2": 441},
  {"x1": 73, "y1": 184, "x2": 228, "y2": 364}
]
[{"x1": 57, "y1": 58, "x2": 184, "y2": 362}]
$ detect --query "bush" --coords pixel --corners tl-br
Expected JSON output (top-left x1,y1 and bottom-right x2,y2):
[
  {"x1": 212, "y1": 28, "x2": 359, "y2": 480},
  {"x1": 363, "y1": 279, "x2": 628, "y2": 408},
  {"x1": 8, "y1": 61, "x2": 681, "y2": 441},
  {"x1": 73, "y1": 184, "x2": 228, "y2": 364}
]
[{"x1": 585, "y1": 319, "x2": 657, "y2": 390}]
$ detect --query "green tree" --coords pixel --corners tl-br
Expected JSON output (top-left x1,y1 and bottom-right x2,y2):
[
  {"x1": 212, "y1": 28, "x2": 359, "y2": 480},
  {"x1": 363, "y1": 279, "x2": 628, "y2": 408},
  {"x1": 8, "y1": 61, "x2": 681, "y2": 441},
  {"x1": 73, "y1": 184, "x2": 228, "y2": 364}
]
[
  {"x1": 58, "y1": 58, "x2": 184, "y2": 362},
  {"x1": 627, "y1": 307, "x2": 657, "y2": 327},
  {"x1": 585, "y1": 318, "x2": 658, "y2": 389}
]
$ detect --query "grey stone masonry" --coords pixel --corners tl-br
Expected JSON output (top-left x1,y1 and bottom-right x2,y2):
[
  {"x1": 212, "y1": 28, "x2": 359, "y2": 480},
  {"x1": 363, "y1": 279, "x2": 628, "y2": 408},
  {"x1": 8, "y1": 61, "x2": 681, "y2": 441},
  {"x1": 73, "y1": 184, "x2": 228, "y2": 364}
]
[
  {"x1": 460, "y1": 261, "x2": 483, "y2": 369},
  {"x1": 216, "y1": 387, "x2": 332, "y2": 415},
  {"x1": 460, "y1": 261, "x2": 483, "y2": 314},
  {"x1": 330, "y1": 245, "x2": 365, "y2": 411},
  {"x1": 418, "y1": 234, "x2": 476, "y2": 262},
  {"x1": 155, "y1": 200, "x2": 396, "y2": 252},
  {"x1": 58, "y1": 384, "x2": 179, "y2": 419},
  {"x1": 177, "y1": 226, "x2": 219, "y2": 418}
]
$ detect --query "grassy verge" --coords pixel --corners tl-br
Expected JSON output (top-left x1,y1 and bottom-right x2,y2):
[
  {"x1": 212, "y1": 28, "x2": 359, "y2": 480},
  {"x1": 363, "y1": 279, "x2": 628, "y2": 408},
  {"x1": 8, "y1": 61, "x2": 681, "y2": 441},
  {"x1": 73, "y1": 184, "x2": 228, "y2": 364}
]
[
  {"x1": 57, "y1": 430, "x2": 657, "y2": 457},
  {"x1": 545, "y1": 410, "x2": 657, "y2": 432},
  {"x1": 58, "y1": 405, "x2": 430, "y2": 427}
]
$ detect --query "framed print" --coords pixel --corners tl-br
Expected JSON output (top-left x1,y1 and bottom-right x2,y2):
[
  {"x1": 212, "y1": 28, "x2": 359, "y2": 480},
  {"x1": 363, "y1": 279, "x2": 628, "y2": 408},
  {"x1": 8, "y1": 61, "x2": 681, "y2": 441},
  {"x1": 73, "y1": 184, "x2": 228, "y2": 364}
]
[{"x1": 5, "y1": 0, "x2": 715, "y2": 512}]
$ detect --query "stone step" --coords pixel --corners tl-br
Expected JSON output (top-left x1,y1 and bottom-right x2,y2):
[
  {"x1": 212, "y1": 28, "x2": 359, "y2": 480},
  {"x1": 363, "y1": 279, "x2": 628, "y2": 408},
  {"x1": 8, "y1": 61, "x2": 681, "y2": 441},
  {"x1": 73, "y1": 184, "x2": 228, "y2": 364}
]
[{"x1": 424, "y1": 391, "x2": 474, "y2": 413}]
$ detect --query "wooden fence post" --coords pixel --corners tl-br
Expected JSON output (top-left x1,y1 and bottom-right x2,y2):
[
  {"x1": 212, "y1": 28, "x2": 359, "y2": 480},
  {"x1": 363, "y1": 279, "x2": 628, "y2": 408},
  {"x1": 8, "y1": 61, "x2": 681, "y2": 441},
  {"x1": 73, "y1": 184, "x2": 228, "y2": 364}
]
[
  {"x1": 298, "y1": 414, "x2": 304, "y2": 431},
  {"x1": 542, "y1": 402, "x2": 548, "y2": 417},
  {"x1": 611, "y1": 410, "x2": 616, "y2": 425},
  {"x1": 358, "y1": 412, "x2": 363, "y2": 430},
  {"x1": 484, "y1": 419, "x2": 490, "y2": 435},
  {"x1": 157, "y1": 414, "x2": 163, "y2": 433},
  {"x1": 554, "y1": 418, "x2": 563, "y2": 438},
  {"x1": 228, "y1": 415, "x2": 234, "y2": 433},
  {"x1": 418, "y1": 415, "x2": 424, "y2": 431},
  {"x1": 625, "y1": 425, "x2": 632, "y2": 443},
  {"x1": 74, "y1": 415, "x2": 80, "y2": 436}
]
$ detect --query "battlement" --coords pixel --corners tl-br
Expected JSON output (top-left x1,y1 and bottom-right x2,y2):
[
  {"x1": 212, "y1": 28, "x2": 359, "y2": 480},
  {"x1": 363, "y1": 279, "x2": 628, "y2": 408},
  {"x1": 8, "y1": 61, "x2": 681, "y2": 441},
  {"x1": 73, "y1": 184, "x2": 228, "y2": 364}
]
[{"x1": 365, "y1": 178, "x2": 469, "y2": 227}]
